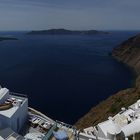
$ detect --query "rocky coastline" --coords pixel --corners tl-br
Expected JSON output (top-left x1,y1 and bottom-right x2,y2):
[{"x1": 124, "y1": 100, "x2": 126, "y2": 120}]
[{"x1": 75, "y1": 33, "x2": 140, "y2": 129}]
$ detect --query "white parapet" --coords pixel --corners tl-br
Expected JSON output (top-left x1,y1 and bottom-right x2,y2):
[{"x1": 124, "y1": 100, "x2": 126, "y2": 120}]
[{"x1": 0, "y1": 88, "x2": 9, "y2": 104}]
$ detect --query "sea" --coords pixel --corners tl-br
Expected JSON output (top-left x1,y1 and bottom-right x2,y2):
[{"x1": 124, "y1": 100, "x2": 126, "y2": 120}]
[{"x1": 0, "y1": 31, "x2": 139, "y2": 124}]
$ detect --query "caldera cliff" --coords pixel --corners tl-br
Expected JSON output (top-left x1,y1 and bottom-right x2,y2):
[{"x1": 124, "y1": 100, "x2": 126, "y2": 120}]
[{"x1": 75, "y1": 33, "x2": 140, "y2": 129}]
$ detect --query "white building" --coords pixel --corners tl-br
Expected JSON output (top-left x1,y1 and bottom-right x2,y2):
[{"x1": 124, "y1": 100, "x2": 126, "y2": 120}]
[
  {"x1": 83, "y1": 100, "x2": 140, "y2": 140},
  {"x1": 0, "y1": 86, "x2": 28, "y2": 133}
]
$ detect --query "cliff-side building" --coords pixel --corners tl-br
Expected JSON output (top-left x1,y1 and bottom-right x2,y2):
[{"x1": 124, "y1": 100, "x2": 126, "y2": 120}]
[
  {"x1": 83, "y1": 100, "x2": 140, "y2": 140},
  {"x1": 0, "y1": 87, "x2": 28, "y2": 133}
]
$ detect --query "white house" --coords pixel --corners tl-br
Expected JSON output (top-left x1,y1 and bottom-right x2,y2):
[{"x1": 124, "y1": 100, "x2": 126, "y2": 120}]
[{"x1": 0, "y1": 87, "x2": 28, "y2": 133}]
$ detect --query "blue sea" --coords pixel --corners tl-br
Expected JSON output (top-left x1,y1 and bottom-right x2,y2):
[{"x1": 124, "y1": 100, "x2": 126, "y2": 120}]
[{"x1": 0, "y1": 31, "x2": 139, "y2": 124}]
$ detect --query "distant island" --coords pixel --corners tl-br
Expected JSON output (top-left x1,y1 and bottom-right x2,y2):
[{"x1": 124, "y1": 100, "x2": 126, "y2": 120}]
[
  {"x1": 0, "y1": 37, "x2": 18, "y2": 41},
  {"x1": 27, "y1": 29, "x2": 109, "y2": 35}
]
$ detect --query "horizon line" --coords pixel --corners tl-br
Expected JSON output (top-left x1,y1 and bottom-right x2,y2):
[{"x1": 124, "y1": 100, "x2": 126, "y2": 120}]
[{"x1": 0, "y1": 29, "x2": 140, "y2": 32}]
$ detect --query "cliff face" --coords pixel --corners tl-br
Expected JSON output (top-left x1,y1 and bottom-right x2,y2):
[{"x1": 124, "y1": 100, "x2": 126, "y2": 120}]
[
  {"x1": 112, "y1": 34, "x2": 140, "y2": 74},
  {"x1": 75, "y1": 33, "x2": 140, "y2": 130}
]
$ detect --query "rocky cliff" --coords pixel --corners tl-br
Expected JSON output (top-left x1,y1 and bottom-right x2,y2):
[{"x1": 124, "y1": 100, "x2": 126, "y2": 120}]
[
  {"x1": 75, "y1": 33, "x2": 140, "y2": 130},
  {"x1": 112, "y1": 34, "x2": 140, "y2": 74}
]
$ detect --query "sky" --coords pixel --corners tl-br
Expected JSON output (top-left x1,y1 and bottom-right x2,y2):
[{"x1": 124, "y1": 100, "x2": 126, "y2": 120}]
[{"x1": 0, "y1": 0, "x2": 140, "y2": 31}]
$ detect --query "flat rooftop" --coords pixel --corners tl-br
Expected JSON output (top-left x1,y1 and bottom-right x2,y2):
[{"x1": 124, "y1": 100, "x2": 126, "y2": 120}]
[
  {"x1": 0, "y1": 106, "x2": 19, "y2": 118},
  {"x1": 0, "y1": 94, "x2": 27, "y2": 118}
]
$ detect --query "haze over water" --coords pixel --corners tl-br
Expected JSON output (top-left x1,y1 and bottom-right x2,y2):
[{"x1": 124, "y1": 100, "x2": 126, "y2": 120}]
[{"x1": 0, "y1": 31, "x2": 138, "y2": 124}]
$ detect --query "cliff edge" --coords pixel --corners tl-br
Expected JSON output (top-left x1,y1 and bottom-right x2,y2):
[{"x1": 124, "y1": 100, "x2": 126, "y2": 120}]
[
  {"x1": 112, "y1": 34, "x2": 140, "y2": 74},
  {"x1": 75, "y1": 33, "x2": 140, "y2": 130}
]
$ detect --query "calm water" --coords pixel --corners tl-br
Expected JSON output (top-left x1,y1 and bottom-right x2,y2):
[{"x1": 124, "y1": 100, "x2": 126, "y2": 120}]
[{"x1": 0, "y1": 31, "x2": 139, "y2": 124}]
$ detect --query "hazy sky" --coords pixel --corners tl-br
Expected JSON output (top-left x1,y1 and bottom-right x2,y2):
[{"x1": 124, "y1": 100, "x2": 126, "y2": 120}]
[{"x1": 0, "y1": 0, "x2": 140, "y2": 30}]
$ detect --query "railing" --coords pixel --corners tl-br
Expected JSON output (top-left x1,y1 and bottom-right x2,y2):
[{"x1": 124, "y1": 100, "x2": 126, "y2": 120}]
[
  {"x1": 10, "y1": 92, "x2": 28, "y2": 98},
  {"x1": 79, "y1": 133, "x2": 110, "y2": 140},
  {"x1": 28, "y1": 107, "x2": 55, "y2": 123},
  {"x1": 56, "y1": 120, "x2": 77, "y2": 130},
  {"x1": 43, "y1": 123, "x2": 57, "y2": 140}
]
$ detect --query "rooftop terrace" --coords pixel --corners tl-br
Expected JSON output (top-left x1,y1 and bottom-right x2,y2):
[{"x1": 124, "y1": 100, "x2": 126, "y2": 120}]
[{"x1": 0, "y1": 93, "x2": 27, "y2": 118}]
